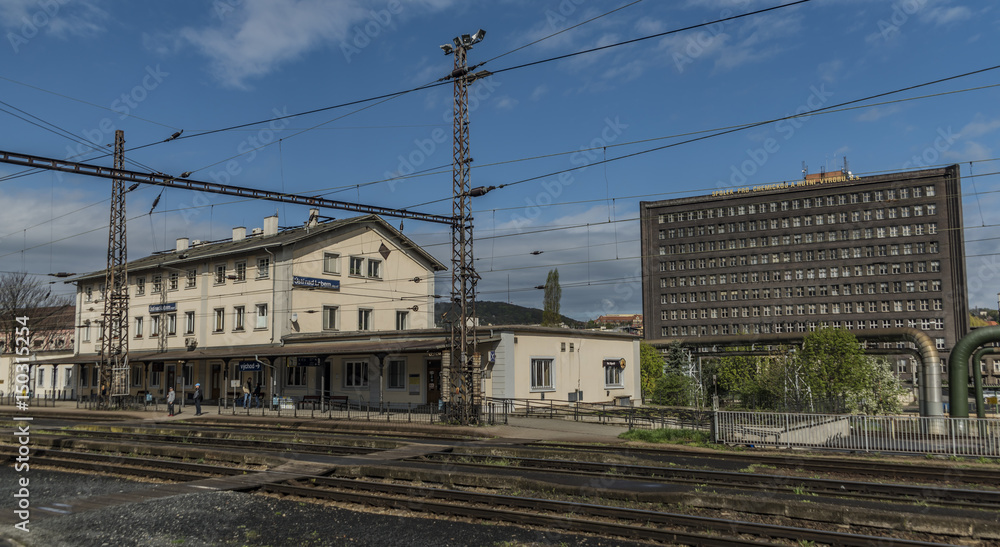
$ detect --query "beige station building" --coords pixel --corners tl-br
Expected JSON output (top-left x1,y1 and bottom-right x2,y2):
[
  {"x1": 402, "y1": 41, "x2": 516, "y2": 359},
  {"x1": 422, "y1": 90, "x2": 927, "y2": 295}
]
[{"x1": 26, "y1": 210, "x2": 641, "y2": 408}]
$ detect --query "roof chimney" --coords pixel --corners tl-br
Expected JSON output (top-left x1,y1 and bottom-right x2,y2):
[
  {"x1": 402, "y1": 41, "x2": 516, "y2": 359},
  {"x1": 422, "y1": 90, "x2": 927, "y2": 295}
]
[
  {"x1": 307, "y1": 208, "x2": 319, "y2": 228},
  {"x1": 176, "y1": 238, "x2": 189, "y2": 252},
  {"x1": 232, "y1": 226, "x2": 246, "y2": 242},
  {"x1": 263, "y1": 215, "x2": 279, "y2": 236}
]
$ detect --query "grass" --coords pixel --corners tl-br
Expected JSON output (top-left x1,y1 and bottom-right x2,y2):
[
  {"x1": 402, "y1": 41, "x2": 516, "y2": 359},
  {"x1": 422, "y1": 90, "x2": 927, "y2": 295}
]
[{"x1": 618, "y1": 428, "x2": 711, "y2": 445}]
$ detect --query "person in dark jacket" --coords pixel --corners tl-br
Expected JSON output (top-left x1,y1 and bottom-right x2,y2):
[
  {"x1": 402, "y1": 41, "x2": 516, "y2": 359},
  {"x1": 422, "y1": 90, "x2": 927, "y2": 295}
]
[
  {"x1": 193, "y1": 383, "x2": 203, "y2": 415},
  {"x1": 253, "y1": 383, "x2": 263, "y2": 408}
]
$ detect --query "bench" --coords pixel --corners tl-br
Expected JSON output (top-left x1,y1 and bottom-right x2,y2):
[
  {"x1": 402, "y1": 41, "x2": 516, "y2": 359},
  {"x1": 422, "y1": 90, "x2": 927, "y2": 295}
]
[{"x1": 298, "y1": 395, "x2": 350, "y2": 410}]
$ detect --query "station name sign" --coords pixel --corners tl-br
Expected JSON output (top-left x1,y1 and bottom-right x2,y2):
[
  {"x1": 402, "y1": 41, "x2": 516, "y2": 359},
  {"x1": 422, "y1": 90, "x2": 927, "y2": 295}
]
[
  {"x1": 292, "y1": 276, "x2": 340, "y2": 291},
  {"x1": 711, "y1": 174, "x2": 859, "y2": 198},
  {"x1": 149, "y1": 303, "x2": 177, "y2": 313},
  {"x1": 296, "y1": 356, "x2": 321, "y2": 367}
]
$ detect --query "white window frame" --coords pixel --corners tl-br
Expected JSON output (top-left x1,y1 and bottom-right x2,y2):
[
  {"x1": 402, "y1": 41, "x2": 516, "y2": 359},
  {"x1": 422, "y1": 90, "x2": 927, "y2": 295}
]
[
  {"x1": 344, "y1": 360, "x2": 369, "y2": 388},
  {"x1": 387, "y1": 359, "x2": 406, "y2": 390},
  {"x1": 323, "y1": 306, "x2": 338, "y2": 330},
  {"x1": 186, "y1": 268, "x2": 198, "y2": 288},
  {"x1": 395, "y1": 310, "x2": 408, "y2": 330},
  {"x1": 214, "y1": 308, "x2": 225, "y2": 332},
  {"x1": 530, "y1": 358, "x2": 554, "y2": 392},
  {"x1": 234, "y1": 306, "x2": 245, "y2": 331},
  {"x1": 256, "y1": 257, "x2": 270, "y2": 279},
  {"x1": 358, "y1": 308, "x2": 372, "y2": 331},
  {"x1": 134, "y1": 316, "x2": 143, "y2": 338},
  {"x1": 323, "y1": 252, "x2": 340, "y2": 275},
  {"x1": 605, "y1": 364, "x2": 623, "y2": 388},
  {"x1": 185, "y1": 311, "x2": 195, "y2": 335},
  {"x1": 255, "y1": 303, "x2": 268, "y2": 330}
]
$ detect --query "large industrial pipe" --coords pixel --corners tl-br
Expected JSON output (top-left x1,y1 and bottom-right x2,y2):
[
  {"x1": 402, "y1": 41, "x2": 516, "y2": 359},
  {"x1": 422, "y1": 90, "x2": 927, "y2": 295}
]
[
  {"x1": 649, "y1": 327, "x2": 942, "y2": 417},
  {"x1": 946, "y1": 326, "x2": 1000, "y2": 418},
  {"x1": 969, "y1": 347, "x2": 1000, "y2": 418}
]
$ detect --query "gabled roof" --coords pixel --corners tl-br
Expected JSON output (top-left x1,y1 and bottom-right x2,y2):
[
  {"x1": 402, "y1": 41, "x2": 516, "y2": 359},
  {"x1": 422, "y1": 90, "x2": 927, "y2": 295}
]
[{"x1": 72, "y1": 214, "x2": 446, "y2": 283}]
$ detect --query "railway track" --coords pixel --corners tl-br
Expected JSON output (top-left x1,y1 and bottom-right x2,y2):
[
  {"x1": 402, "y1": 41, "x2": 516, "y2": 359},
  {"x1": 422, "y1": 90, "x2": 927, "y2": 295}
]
[{"x1": 418, "y1": 452, "x2": 1000, "y2": 509}]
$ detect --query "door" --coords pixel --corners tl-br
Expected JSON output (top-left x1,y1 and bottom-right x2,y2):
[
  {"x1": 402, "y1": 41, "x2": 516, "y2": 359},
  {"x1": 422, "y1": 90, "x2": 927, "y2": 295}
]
[
  {"x1": 211, "y1": 364, "x2": 221, "y2": 399},
  {"x1": 426, "y1": 359, "x2": 441, "y2": 406}
]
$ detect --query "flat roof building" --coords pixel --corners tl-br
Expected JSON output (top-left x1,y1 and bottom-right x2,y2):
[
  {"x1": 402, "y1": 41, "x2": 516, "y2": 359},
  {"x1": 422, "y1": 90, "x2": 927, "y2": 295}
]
[{"x1": 640, "y1": 165, "x2": 967, "y2": 383}]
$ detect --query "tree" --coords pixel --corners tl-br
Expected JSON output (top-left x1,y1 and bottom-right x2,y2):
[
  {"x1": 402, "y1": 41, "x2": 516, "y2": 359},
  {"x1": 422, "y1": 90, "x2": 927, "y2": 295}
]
[
  {"x1": 639, "y1": 341, "x2": 664, "y2": 398},
  {"x1": 541, "y1": 268, "x2": 561, "y2": 326},
  {"x1": 663, "y1": 341, "x2": 688, "y2": 374},
  {"x1": 0, "y1": 272, "x2": 72, "y2": 386}
]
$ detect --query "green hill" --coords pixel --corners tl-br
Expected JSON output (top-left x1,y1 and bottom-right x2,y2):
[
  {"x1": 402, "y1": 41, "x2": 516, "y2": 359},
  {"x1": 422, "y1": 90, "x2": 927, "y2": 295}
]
[{"x1": 434, "y1": 301, "x2": 584, "y2": 328}]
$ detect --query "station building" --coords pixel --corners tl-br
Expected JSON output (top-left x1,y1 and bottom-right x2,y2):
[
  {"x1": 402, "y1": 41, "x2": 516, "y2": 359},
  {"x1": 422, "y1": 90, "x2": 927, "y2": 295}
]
[
  {"x1": 33, "y1": 211, "x2": 641, "y2": 407},
  {"x1": 640, "y1": 165, "x2": 969, "y2": 384}
]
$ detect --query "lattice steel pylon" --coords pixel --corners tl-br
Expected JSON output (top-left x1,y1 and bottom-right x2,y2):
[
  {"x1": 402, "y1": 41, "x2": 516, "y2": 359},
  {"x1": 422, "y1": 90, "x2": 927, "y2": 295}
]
[
  {"x1": 99, "y1": 129, "x2": 129, "y2": 409},
  {"x1": 441, "y1": 30, "x2": 488, "y2": 425}
]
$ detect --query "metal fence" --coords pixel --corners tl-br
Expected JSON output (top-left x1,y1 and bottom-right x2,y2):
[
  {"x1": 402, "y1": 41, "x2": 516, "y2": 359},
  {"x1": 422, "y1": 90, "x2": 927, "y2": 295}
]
[
  {"x1": 715, "y1": 411, "x2": 1000, "y2": 458},
  {"x1": 483, "y1": 397, "x2": 711, "y2": 431}
]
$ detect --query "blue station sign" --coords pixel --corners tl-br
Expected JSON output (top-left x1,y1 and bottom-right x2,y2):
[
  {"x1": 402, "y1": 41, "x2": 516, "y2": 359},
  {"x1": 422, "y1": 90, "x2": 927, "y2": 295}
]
[
  {"x1": 292, "y1": 276, "x2": 340, "y2": 291},
  {"x1": 149, "y1": 303, "x2": 177, "y2": 313},
  {"x1": 237, "y1": 360, "x2": 262, "y2": 372}
]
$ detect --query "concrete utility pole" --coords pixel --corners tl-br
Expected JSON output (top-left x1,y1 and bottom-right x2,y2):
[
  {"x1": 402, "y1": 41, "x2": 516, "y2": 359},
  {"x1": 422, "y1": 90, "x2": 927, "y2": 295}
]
[
  {"x1": 440, "y1": 29, "x2": 490, "y2": 425},
  {"x1": 99, "y1": 129, "x2": 129, "y2": 409}
]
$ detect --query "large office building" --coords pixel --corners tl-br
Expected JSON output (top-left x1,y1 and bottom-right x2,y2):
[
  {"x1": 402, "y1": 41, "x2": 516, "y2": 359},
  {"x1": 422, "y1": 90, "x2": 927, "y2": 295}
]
[{"x1": 640, "y1": 165, "x2": 968, "y2": 382}]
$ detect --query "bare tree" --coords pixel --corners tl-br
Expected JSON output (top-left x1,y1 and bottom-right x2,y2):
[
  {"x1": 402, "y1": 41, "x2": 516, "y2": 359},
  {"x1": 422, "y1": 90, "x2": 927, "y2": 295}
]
[{"x1": 0, "y1": 272, "x2": 73, "y2": 387}]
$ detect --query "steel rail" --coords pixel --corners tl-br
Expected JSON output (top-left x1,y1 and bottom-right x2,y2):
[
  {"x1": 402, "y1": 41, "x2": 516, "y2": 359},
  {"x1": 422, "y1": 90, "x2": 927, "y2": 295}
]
[
  {"x1": 263, "y1": 478, "x2": 958, "y2": 547},
  {"x1": 35, "y1": 430, "x2": 379, "y2": 456},
  {"x1": 420, "y1": 453, "x2": 1000, "y2": 508}
]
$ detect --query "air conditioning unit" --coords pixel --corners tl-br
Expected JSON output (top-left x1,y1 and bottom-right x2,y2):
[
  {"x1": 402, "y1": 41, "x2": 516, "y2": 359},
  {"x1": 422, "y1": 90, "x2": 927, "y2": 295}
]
[{"x1": 184, "y1": 337, "x2": 197, "y2": 349}]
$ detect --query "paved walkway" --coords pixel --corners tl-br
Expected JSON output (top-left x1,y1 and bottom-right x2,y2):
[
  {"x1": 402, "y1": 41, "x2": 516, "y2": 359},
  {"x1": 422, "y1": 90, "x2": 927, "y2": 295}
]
[{"x1": 2, "y1": 400, "x2": 632, "y2": 444}]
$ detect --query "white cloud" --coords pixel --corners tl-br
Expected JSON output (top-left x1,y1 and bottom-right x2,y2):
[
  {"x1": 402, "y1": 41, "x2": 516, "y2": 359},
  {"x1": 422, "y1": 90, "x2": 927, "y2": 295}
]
[
  {"x1": 173, "y1": 0, "x2": 456, "y2": 89},
  {"x1": 494, "y1": 96, "x2": 519, "y2": 110},
  {"x1": 958, "y1": 115, "x2": 1000, "y2": 139},
  {"x1": 920, "y1": 5, "x2": 972, "y2": 26},
  {"x1": 856, "y1": 105, "x2": 901, "y2": 122},
  {"x1": 530, "y1": 84, "x2": 548, "y2": 101},
  {"x1": 0, "y1": 0, "x2": 108, "y2": 43}
]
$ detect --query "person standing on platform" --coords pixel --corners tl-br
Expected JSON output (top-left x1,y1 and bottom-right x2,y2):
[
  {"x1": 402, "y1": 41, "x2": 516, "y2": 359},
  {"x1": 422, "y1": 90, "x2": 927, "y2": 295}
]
[
  {"x1": 242, "y1": 380, "x2": 251, "y2": 408},
  {"x1": 167, "y1": 387, "x2": 176, "y2": 417},
  {"x1": 193, "y1": 383, "x2": 203, "y2": 415},
  {"x1": 253, "y1": 382, "x2": 263, "y2": 408}
]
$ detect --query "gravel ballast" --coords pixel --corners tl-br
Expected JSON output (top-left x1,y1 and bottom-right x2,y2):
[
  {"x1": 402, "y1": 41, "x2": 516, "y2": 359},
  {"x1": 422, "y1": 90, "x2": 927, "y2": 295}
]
[{"x1": 1, "y1": 468, "x2": 652, "y2": 546}]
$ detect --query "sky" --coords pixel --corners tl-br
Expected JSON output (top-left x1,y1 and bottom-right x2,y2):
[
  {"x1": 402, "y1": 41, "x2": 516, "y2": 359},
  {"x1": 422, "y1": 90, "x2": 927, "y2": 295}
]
[{"x1": 1, "y1": 0, "x2": 999, "y2": 321}]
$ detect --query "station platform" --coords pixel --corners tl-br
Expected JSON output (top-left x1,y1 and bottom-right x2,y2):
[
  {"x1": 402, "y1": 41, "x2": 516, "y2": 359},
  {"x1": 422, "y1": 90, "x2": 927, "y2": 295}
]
[{"x1": 1, "y1": 400, "x2": 632, "y2": 444}]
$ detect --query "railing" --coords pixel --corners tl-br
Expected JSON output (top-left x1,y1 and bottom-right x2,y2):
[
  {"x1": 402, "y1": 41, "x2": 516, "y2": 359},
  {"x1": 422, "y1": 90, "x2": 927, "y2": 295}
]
[
  {"x1": 483, "y1": 397, "x2": 711, "y2": 431},
  {"x1": 715, "y1": 411, "x2": 1000, "y2": 458},
  {"x1": 0, "y1": 393, "x2": 57, "y2": 407}
]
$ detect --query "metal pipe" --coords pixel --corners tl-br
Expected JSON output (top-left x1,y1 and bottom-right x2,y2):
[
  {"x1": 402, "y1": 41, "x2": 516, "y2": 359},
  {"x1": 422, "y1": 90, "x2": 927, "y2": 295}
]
[
  {"x1": 969, "y1": 347, "x2": 1000, "y2": 418},
  {"x1": 946, "y1": 325, "x2": 1000, "y2": 418}
]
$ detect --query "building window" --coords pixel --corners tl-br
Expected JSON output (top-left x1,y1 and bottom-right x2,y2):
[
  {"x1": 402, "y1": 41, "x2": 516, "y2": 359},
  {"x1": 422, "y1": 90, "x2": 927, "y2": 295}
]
[
  {"x1": 168, "y1": 272, "x2": 179, "y2": 291},
  {"x1": 82, "y1": 323, "x2": 91, "y2": 342},
  {"x1": 605, "y1": 364, "x2": 623, "y2": 388},
  {"x1": 358, "y1": 308, "x2": 372, "y2": 331},
  {"x1": 234, "y1": 261, "x2": 247, "y2": 282},
  {"x1": 152, "y1": 275, "x2": 162, "y2": 294},
  {"x1": 185, "y1": 311, "x2": 195, "y2": 334},
  {"x1": 215, "y1": 264, "x2": 227, "y2": 284},
  {"x1": 257, "y1": 257, "x2": 270, "y2": 279},
  {"x1": 182, "y1": 362, "x2": 194, "y2": 387},
  {"x1": 395, "y1": 310, "x2": 408, "y2": 330},
  {"x1": 214, "y1": 308, "x2": 225, "y2": 332},
  {"x1": 131, "y1": 365, "x2": 142, "y2": 387},
  {"x1": 367, "y1": 259, "x2": 382, "y2": 279},
  {"x1": 287, "y1": 363, "x2": 307, "y2": 386},
  {"x1": 151, "y1": 315, "x2": 161, "y2": 337},
  {"x1": 167, "y1": 313, "x2": 176, "y2": 336},
  {"x1": 345, "y1": 360, "x2": 368, "y2": 388},
  {"x1": 134, "y1": 317, "x2": 143, "y2": 338},
  {"x1": 323, "y1": 253, "x2": 340, "y2": 275},
  {"x1": 186, "y1": 268, "x2": 197, "y2": 288},
  {"x1": 387, "y1": 359, "x2": 406, "y2": 390},
  {"x1": 323, "y1": 306, "x2": 338, "y2": 330},
  {"x1": 530, "y1": 358, "x2": 554, "y2": 391},
  {"x1": 234, "y1": 306, "x2": 245, "y2": 331},
  {"x1": 135, "y1": 277, "x2": 145, "y2": 296},
  {"x1": 349, "y1": 257, "x2": 364, "y2": 276},
  {"x1": 255, "y1": 304, "x2": 268, "y2": 329}
]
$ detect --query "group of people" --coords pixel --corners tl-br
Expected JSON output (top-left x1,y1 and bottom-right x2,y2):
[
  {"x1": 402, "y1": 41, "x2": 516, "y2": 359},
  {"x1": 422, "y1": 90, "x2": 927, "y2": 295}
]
[
  {"x1": 163, "y1": 380, "x2": 259, "y2": 417},
  {"x1": 166, "y1": 383, "x2": 204, "y2": 417},
  {"x1": 241, "y1": 380, "x2": 263, "y2": 408}
]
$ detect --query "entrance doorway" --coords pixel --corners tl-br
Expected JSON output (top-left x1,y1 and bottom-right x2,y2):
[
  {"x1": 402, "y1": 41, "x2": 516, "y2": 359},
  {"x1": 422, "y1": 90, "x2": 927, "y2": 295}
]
[
  {"x1": 426, "y1": 359, "x2": 441, "y2": 407},
  {"x1": 211, "y1": 364, "x2": 221, "y2": 400}
]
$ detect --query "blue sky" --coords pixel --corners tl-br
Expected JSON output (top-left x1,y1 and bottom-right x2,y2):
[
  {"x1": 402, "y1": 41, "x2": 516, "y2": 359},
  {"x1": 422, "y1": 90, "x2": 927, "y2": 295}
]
[{"x1": 1, "y1": 0, "x2": 999, "y2": 320}]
